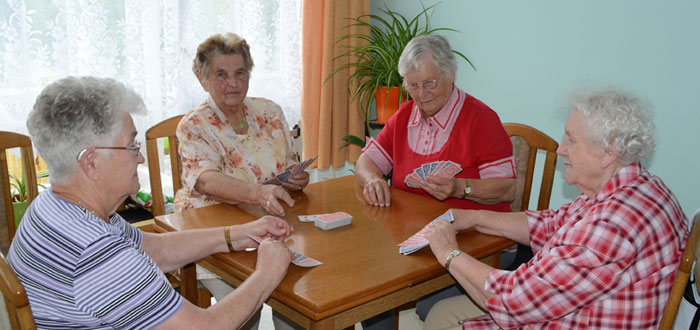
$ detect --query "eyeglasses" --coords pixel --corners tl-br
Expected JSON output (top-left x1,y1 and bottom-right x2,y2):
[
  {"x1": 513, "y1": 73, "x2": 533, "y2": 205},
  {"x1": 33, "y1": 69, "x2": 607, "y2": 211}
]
[
  {"x1": 403, "y1": 75, "x2": 442, "y2": 93},
  {"x1": 76, "y1": 142, "x2": 141, "y2": 162}
]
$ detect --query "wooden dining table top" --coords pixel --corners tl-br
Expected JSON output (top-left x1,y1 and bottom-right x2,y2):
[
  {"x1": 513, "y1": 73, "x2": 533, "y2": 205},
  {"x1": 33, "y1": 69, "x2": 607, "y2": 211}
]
[{"x1": 155, "y1": 175, "x2": 513, "y2": 324}]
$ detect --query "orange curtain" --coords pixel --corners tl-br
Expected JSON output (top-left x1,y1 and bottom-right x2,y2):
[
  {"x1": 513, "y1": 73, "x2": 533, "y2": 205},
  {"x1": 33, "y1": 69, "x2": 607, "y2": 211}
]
[{"x1": 301, "y1": 0, "x2": 369, "y2": 169}]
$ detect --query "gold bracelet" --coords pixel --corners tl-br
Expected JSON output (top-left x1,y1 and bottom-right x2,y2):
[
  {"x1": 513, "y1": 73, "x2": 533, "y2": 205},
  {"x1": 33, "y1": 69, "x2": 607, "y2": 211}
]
[
  {"x1": 444, "y1": 249, "x2": 463, "y2": 270},
  {"x1": 224, "y1": 226, "x2": 235, "y2": 253}
]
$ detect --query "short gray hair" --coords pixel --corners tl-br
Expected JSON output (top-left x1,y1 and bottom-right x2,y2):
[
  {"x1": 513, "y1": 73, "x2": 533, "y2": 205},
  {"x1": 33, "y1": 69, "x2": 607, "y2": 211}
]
[
  {"x1": 571, "y1": 87, "x2": 655, "y2": 165},
  {"x1": 27, "y1": 76, "x2": 146, "y2": 184},
  {"x1": 192, "y1": 32, "x2": 254, "y2": 79},
  {"x1": 398, "y1": 35, "x2": 457, "y2": 78}
]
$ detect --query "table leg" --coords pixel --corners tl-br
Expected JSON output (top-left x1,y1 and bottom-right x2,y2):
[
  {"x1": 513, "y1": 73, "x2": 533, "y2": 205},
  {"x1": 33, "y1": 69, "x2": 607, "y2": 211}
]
[
  {"x1": 309, "y1": 316, "x2": 335, "y2": 330},
  {"x1": 180, "y1": 263, "x2": 198, "y2": 305}
]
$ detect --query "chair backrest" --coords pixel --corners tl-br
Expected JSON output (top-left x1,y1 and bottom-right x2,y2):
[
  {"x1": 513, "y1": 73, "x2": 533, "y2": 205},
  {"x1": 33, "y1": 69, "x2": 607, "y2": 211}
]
[
  {"x1": 503, "y1": 123, "x2": 558, "y2": 212},
  {"x1": 659, "y1": 213, "x2": 700, "y2": 329},
  {"x1": 0, "y1": 132, "x2": 39, "y2": 243},
  {"x1": 0, "y1": 252, "x2": 36, "y2": 329},
  {"x1": 146, "y1": 115, "x2": 184, "y2": 217}
]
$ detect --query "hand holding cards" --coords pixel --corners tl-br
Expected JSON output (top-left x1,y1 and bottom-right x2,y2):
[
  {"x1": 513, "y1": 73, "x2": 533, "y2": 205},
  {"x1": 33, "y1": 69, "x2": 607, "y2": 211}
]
[
  {"x1": 398, "y1": 210, "x2": 455, "y2": 255},
  {"x1": 404, "y1": 160, "x2": 462, "y2": 188},
  {"x1": 247, "y1": 235, "x2": 323, "y2": 267},
  {"x1": 264, "y1": 155, "x2": 318, "y2": 185}
]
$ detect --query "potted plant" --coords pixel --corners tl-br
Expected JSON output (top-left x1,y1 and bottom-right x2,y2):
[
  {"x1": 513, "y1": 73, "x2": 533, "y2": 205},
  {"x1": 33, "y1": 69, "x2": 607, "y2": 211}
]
[
  {"x1": 327, "y1": 3, "x2": 474, "y2": 135},
  {"x1": 9, "y1": 169, "x2": 48, "y2": 227}
]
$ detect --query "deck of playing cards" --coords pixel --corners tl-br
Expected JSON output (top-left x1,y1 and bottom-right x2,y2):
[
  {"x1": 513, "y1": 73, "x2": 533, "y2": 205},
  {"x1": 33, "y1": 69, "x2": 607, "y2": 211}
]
[
  {"x1": 264, "y1": 155, "x2": 318, "y2": 185},
  {"x1": 298, "y1": 211, "x2": 353, "y2": 230},
  {"x1": 404, "y1": 160, "x2": 462, "y2": 188},
  {"x1": 398, "y1": 210, "x2": 455, "y2": 255}
]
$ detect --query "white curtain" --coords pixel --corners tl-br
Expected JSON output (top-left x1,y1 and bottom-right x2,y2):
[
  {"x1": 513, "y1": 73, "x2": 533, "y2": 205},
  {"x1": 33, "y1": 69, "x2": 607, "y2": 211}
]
[{"x1": 0, "y1": 0, "x2": 303, "y2": 139}]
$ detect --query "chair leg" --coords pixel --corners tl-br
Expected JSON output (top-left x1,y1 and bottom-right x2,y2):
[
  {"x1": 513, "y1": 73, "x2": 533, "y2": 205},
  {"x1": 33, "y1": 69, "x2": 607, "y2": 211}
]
[{"x1": 197, "y1": 287, "x2": 213, "y2": 308}]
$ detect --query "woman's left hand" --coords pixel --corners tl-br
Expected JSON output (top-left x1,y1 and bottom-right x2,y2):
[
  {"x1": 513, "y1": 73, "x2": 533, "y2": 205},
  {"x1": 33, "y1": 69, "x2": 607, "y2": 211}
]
[
  {"x1": 420, "y1": 175, "x2": 460, "y2": 201},
  {"x1": 282, "y1": 171, "x2": 309, "y2": 191}
]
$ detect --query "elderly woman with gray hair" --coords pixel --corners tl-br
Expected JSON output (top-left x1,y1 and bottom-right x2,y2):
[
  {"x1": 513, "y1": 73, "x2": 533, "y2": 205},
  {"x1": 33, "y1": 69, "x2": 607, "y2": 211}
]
[
  {"x1": 175, "y1": 32, "x2": 309, "y2": 217},
  {"x1": 356, "y1": 34, "x2": 516, "y2": 211},
  {"x1": 9, "y1": 76, "x2": 294, "y2": 329},
  {"x1": 423, "y1": 88, "x2": 688, "y2": 329}
]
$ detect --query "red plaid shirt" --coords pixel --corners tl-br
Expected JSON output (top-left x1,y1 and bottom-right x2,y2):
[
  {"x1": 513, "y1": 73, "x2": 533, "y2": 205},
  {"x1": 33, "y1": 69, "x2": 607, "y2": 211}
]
[{"x1": 463, "y1": 163, "x2": 688, "y2": 329}]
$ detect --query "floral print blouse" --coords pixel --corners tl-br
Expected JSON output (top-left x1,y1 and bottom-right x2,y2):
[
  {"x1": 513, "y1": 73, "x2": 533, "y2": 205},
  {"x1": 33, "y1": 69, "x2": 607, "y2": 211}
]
[{"x1": 174, "y1": 96, "x2": 297, "y2": 212}]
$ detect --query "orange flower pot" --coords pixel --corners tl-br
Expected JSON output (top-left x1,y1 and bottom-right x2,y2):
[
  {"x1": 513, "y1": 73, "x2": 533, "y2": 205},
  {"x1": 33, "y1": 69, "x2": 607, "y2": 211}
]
[{"x1": 375, "y1": 86, "x2": 403, "y2": 123}]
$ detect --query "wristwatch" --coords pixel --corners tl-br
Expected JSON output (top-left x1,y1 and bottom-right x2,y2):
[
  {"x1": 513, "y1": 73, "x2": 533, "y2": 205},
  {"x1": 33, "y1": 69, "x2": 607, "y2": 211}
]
[
  {"x1": 461, "y1": 179, "x2": 472, "y2": 199},
  {"x1": 444, "y1": 249, "x2": 463, "y2": 270}
]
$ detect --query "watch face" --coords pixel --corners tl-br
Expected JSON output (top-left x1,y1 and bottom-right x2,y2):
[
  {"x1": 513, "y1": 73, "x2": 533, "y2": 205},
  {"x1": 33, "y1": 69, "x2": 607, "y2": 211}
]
[{"x1": 465, "y1": 186, "x2": 471, "y2": 195}]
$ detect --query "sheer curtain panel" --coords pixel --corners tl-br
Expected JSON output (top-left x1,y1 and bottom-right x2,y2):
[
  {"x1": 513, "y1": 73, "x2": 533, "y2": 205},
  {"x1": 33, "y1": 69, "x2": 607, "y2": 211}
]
[{"x1": 0, "y1": 0, "x2": 302, "y2": 139}]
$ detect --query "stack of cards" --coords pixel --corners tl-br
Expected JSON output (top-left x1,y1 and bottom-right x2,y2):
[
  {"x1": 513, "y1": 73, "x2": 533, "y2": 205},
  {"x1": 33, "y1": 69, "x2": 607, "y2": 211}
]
[
  {"x1": 398, "y1": 210, "x2": 455, "y2": 255},
  {"x1": 247, "y1": 235, "x2": 322, "y2": 267},
  {"x1": 404, "y1": 160, "x2": 462, "y2": 188},
  {"x1": 299, "y1": 211, "x2": 353, "y2": 230},
  {"x1": 264, "y1": 155, "x2": 318, "y2": 185}
]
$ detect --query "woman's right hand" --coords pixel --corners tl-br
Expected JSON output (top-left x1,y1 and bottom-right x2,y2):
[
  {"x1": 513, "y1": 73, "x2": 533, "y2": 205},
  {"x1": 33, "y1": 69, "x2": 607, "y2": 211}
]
[
  {"x1": 257, "y1": 184, "x2": 295, "y2": 216},
  {"x1": 255, "y1": 238, "x2": 292, "y2": 282},
  {"x1": 362, "y1": 177, "x2": 391, "y2": 207}
]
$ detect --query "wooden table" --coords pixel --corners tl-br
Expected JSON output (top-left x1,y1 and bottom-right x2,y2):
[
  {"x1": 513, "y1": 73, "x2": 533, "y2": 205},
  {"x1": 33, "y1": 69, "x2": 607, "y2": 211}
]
[{"x1": 155, "y1": 176, "x2": 513, "y2": 329}]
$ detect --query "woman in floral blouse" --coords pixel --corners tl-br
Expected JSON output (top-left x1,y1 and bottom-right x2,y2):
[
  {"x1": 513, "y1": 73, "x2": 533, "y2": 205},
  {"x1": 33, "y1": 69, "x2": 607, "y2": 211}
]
[
  {"x1": 175, "y1": 32, "x2": 308, "y2": 217},
  {"x1": 175, "y1": 32, "x2": 307, "y2": 330}
]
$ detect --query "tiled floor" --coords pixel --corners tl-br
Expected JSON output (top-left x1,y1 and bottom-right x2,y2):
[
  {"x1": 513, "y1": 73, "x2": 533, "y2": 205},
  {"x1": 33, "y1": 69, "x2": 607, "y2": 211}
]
[{"x1": 260, "y1": 304, "x2": 423, "y2": 330}]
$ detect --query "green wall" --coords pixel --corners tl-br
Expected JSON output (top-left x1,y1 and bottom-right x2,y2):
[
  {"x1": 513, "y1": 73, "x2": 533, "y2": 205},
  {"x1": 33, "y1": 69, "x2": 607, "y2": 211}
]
[{"x1": 371, "y1": 0, "x2": 699, "y2": 216}]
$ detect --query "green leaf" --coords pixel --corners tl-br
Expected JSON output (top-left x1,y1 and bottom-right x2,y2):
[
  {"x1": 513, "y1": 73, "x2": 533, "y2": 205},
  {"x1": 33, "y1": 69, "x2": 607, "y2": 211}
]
[{"x1": 339, "y1": 135, "x2": 367, "y2": 151}]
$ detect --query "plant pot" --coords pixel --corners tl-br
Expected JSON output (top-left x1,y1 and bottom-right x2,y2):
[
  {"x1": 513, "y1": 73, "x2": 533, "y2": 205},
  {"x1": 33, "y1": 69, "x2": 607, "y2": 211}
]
[
  {"x1": 375, "y1": 86, "x2": 402, "y2": 123},
  {"x1": 12, "y1": 201, "x2": 28, "y2": 228}
]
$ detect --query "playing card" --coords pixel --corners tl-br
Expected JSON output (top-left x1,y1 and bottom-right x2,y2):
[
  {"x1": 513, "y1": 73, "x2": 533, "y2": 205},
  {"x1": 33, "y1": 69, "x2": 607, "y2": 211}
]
[
  {"x1": 421, "y1": 163, "x2": 433, "y2": 177},
  {"x1": 298, "y1": 214, "x2": 322, "y2": 222},
  {"x1": 404, "y1": 173, "x2": 423, "y2": 188},
  {"x1": 437, "y1": 162, "x2": 462, "y2": 178},
  {"x1": 414, "y1": 167, "x2": 425, "y2": 180},
  {"x1": 264, "y1": 176, "x2": 283, "y2": 185},
  {"x1": 292, "y1": 251, "x2": 323, "y2": 267},
  {"x1": 275, "y1": 170, "x2": 292, "y2": 182},
  {"x1": 291, "y1": 155, "x2": 318, "y2": 177}
]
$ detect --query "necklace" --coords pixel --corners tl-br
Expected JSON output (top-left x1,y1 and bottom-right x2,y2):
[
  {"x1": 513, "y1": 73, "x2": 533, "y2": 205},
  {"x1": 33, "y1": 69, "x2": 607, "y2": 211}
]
[
  {"x1": 231, "y1": 111, "x2": 247, "y2": 131},
  {"x1": 55, "y1": 191, "x2": 106, "y2": 221}
]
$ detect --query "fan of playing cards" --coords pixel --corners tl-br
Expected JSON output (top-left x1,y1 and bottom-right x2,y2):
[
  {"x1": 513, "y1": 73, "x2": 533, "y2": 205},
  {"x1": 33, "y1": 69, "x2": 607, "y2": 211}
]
[
  {"x1": 398, "y1": 210, "x2": 455, "y2": 255},
  {"x1": 264, "y1": 155, "x2": 318, "y2": 185},
  {"x1": 404, "y1": 160, "x2": 462, "y2": 188}
]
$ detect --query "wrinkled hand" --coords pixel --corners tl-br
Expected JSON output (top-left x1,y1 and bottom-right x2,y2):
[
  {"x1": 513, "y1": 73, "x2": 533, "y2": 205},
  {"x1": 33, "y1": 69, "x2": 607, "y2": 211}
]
[
  {"x1": 258, "y1": 184, "x2": 295, "y2": 216},
  {"x1": 282, "y1": 171, "x2": 309, "y2": 191},
  {"x1": 362, "y1": 177, "x2": 391, "y2": 207},
  {"x1": 232, "y1": 215, "x2": 292, "y2": 250},
  {"x1": 420, "y1": 175, "x2": 460, "y2": 201},
  {"x1": 255, "y1": 238, "x2": 293, "y2": 280},
  {"x1": 425, "y1": 220, "x2": 459, "y2": 263}
]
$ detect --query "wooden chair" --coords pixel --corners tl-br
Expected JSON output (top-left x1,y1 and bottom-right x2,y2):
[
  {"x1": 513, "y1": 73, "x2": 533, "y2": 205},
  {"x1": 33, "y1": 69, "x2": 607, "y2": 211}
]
[
  {"x1": 659, "y1": 212, "x2": 700, "y2": 329},
  {"x1": 0, "y1": 251, "x2": 36, "y2": 329},
  {"x1": 503, "y1": 123, "x2": 559, "y2": 212},
  {"x1": 501, "y1": 123, "x2": 559, "y2": 271},
  {"x1": 146, "y1": 115, "x2": 184, "y2": 218},
  {"x1": 0, "y1": 132, "x2": 39, "y2": 246},
  {"x1": 133, "y1": 115, "x2": 212, "y2": 308}
]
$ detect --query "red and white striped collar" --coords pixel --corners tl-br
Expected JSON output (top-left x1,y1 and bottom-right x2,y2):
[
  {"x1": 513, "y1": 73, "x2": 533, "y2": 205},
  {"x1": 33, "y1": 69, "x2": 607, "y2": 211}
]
[{"x1": 407, "y1": 86, "x2": 463, "y2": 130}]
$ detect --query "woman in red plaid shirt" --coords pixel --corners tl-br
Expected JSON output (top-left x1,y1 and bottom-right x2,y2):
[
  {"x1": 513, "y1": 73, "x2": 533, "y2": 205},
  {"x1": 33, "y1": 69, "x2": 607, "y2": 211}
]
[{"x1": 424, "y1": 87, "x2": 688, "y2": 329}]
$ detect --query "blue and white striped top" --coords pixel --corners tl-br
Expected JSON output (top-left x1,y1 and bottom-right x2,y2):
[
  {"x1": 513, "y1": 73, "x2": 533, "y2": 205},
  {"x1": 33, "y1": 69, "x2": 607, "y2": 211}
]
[{"x1": 8, "y1": 188, "x2": 183, "y2": 329}]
